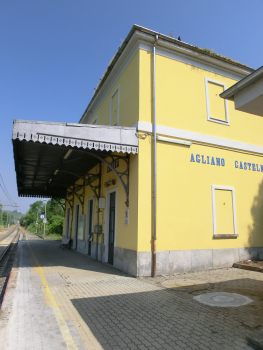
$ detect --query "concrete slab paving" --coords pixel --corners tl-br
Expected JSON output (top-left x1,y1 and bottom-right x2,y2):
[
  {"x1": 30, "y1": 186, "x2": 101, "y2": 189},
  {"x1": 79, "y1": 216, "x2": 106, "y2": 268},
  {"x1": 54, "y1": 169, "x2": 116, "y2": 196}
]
[{"x1": 0, "y1": 231, "x2": 259, "y2": 350}]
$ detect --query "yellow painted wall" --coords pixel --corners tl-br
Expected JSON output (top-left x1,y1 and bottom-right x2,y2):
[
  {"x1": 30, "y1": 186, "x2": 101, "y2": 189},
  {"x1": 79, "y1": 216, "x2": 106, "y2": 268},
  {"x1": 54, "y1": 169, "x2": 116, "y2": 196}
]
[
  {"x1": 89, "y1": 51, "x2": 139, "y2": 127},
  {"x1": 138, "y1": 137, "x2": 263, "y2": 252},
  {"x1": 139, "y1": 49, "x2": 263, "y2": 147},
  {"x1": 64, "y1": 46, "x2": 263, "y2": 258},
  {"x1": 99, "y1": 153, "x2": 138, "y2": 250},
  {"x1": 137, "y1": 136, "x2": 152, "y2": 252}
]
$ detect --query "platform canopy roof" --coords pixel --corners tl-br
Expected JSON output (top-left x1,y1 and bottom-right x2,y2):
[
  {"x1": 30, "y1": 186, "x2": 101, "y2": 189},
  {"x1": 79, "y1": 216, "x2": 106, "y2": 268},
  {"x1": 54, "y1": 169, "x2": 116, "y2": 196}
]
[
  {"x1": 220, "y1": 65, "x2": 263, "y2": 117},
  {"x1": 12, "y1": 120, "x2": 138, "y2": 200}
]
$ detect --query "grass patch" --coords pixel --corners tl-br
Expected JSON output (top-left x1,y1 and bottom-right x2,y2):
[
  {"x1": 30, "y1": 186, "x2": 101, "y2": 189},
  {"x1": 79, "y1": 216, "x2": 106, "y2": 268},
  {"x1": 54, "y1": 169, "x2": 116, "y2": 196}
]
[{"x1": 37, "y1": 232, "x2": 62, "y2": 240}]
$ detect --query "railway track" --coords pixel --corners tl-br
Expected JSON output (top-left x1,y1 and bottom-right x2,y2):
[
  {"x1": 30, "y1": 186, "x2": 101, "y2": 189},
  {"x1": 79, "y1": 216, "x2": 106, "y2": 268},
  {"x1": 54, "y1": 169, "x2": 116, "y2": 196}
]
[
  {"x1": 0, "y1": 225, "x2": 20, "y2": 308},
  {"x1": 0, "y1": 226, "x2": 18, "y2": 261}
]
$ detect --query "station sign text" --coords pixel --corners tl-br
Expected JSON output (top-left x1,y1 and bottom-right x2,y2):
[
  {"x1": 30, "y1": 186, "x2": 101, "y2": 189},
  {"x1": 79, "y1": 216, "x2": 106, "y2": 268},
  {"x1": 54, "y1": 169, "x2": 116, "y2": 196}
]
[{"x1": 190, "y1": 154, "x2": 263, "y2": 172}]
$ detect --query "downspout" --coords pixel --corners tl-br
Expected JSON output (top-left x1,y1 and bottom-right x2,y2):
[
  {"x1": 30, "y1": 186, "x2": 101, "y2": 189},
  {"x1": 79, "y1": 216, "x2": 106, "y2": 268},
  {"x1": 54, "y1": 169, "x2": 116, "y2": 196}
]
[
  {"x1": 152, "y1": 35, "x2": 158, "y2": 277},
  {"x1": 96, "y1": 163, "x2": 102, "y2": 260}
]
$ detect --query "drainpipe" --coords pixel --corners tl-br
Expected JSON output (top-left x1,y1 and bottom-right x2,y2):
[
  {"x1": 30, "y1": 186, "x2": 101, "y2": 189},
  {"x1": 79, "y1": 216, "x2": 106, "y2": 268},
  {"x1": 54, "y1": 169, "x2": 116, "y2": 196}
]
[
  {"x1": 96, "y1": 163, "x2": 102, "y2": 261},
  {"x1": 152, "y1": 35, "x2": 158, "y2": 277},
  {"x1": 96, "y1": 203, "x2": 100, "y2": 260}
]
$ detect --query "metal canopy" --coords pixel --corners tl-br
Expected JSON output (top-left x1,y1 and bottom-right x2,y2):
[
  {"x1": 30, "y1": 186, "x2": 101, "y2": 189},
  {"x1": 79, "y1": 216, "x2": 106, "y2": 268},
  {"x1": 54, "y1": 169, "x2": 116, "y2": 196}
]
[{"x1": 12, "y1": 120, "x2": 138, "y2": 207}]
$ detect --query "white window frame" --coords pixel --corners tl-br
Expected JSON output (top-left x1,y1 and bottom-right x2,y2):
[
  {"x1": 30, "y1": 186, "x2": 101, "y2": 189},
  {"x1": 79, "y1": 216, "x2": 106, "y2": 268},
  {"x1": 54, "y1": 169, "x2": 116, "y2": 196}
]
[
  {"x1": 104, "y1": 187, "x2": 118, "y2": 263},
  {"x1": 110, "y1": 85, "x2": 120, "y2": 126},
  {"x1": 211, "y1": 185, "x2": 238, "y2": 238},
  {"x1": 205, "y1": 78, "x2": 230, "y2": 126},
  {"x1": 92, "y1": 116, "x2": 98, "y2": 125}
]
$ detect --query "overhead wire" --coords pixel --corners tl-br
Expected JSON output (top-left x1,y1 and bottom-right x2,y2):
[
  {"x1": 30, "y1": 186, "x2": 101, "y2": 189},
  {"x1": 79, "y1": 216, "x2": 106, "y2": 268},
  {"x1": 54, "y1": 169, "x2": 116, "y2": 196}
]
[
  {"x1": 0, "y1": 174, "x2": 16, "y2": 208},
  {"x1": 0, "y1": 184, "x2": 14, "y2": 207},
  {"x1": 0, "y1": 174, "x2": 16, "y2": 206}
]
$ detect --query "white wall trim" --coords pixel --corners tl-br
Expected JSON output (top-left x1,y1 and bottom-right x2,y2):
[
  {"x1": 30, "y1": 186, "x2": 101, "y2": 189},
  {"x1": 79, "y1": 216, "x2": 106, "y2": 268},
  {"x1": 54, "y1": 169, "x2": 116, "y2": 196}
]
[
  {"x1": 211, "y1": 185, "x2": 237, "y2": 237},
  {"x1": 104, "y1": 187, "x2": 118, "y2": 263},
  {"x1": 156, "y1": 135, "x2": 192, "y2": 146},
  {"x1": 205, "y1": 77, "x2": 229, "y2": 126},
  {"x1": 136, "y1": 121, "x2": 263, "y2": 155},
  {"x1": 110, "y1": 85, "x2": 120, "y2": 126}
]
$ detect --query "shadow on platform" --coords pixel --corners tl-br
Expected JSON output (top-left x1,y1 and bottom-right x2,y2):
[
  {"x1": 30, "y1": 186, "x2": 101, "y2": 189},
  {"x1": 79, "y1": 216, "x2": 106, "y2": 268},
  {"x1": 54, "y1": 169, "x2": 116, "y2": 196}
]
[
  {"x1": 70, "y1": 277, "x2": 263, "y2": 349},
  {"x1": 13, "y1": 237, "x2": 129, "y2": 278}
]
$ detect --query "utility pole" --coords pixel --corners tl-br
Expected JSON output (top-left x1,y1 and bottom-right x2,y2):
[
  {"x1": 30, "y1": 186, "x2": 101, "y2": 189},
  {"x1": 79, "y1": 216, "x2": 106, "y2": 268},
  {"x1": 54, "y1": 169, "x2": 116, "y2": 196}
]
[
  {"x1": 43, "y1": 199, "x2": 47, "y2": 239},
  {"x1": 7, "y1": 212, "x2": 9, "y2": 229},
  {"x1": 36, "y1": 207, "x2": 39, "y2": 234}
]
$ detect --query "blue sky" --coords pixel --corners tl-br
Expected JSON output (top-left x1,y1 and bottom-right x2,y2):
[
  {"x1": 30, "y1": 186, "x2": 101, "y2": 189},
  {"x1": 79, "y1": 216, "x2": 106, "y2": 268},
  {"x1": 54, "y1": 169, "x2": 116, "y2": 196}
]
[{"x1": 1, "y1": 0, "x2": 262, "y2": 214}]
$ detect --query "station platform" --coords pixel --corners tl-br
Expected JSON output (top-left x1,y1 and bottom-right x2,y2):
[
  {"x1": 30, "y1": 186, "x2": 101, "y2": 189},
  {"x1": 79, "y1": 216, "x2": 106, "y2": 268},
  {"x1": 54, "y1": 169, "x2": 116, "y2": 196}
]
[{"x1": 0, "y1": 231, "x2": 258, "y2": 350}]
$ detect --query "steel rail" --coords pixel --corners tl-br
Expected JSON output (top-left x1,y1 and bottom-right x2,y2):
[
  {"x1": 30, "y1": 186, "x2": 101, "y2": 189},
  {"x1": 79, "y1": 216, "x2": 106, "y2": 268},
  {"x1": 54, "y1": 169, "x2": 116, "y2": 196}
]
[
  {"x1": 0, "y1": 226, "x2": 16, "y2": 243},
  {"x1": 0, "y1": 226, "x2": 19, "y2": 263}
]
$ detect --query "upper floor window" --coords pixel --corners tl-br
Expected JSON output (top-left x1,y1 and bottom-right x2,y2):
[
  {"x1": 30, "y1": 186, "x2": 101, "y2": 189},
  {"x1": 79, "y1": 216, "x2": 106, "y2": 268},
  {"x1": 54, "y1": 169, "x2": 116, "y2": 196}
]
[
  {"x1": 92, "y1": 116, "x2": 98, "y2": 125},
  {"x1": 110, "y1": 86, "x2": 120, "y2": 126},
  {"x1": 205, "y1": 78, "x2": 229, "y2": 125}
]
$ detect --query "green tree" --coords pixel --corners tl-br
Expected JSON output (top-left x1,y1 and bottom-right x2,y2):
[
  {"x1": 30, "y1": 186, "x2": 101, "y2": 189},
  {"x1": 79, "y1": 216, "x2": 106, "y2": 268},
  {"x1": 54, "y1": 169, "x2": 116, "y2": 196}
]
[
  {"x1": 46, "y1": 199, "x2": 64, "y2": 235},
  {"x1": 20, "y1": 200, "x2": 45, "y2": 233},
  {"x1": 21, "y1": 198, "x2": 64, "y2": 236},
  {"x1": 2, "y1": 211, "x2": 7, "y2": 225}
]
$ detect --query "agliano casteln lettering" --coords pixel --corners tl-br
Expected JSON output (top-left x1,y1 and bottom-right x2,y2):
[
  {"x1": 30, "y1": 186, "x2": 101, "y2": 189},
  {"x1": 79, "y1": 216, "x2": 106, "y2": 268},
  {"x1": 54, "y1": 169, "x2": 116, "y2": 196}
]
[
  {"x1": 190, "y1": 154, "x2": 225, "y2": 166},
  {"x1": 235, "y1": 161, "x2": 263, "y2": 172},
  {"x1": 190, "y1": 154, "x2": 263, "y2": 172}
]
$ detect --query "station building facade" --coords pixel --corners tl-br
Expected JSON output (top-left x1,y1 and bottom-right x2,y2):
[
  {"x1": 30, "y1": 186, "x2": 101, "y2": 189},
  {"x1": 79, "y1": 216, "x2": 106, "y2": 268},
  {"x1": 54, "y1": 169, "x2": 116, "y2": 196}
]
[{"x1": 13, "y1": 25, "x2": 263, "y2": 276}]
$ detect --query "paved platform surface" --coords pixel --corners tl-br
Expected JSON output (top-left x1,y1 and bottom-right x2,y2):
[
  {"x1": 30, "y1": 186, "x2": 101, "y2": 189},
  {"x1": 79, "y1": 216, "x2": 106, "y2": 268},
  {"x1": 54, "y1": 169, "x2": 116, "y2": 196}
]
[{"x1": 0, "y1": 232, "x2": 260, "y2": 350}]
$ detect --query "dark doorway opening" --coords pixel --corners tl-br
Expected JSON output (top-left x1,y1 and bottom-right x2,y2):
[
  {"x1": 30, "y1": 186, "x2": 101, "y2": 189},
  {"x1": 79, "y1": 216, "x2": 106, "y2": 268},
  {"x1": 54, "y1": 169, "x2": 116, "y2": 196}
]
[
  {"x1": 75, "y1": 204, "x2": 79, "y2": 250},
  {"x1": 66, "y1": 207, "x2": 70, "y2": 238},
  {"x1": 108, "y1": 192, "x2": 116, "y2": 265},
  {"x1": 88, "y1": 200, "x2": 93, "y2": 256}
]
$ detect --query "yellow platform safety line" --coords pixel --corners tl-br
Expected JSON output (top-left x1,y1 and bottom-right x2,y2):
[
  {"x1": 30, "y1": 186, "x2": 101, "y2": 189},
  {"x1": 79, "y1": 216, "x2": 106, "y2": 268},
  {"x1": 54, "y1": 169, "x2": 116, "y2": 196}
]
[{"x1": 25, "y1": 233, "x2": 78, "y2": 350}]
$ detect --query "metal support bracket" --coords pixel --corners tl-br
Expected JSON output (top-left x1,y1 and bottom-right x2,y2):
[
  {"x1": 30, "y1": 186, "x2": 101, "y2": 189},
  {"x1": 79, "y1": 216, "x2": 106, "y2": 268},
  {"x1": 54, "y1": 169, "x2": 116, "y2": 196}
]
[
  {"x1": 86, "y1": 152, "x2": 130, "y2": 207},
  {"x1": 52, "y1": 197, "x2": 66, "y2": 216},
  {"x1": 66, "y1": 186, "x2": 74, "y2": 212},
  {"x1": 85, "y1": 170, "x2": 101, "y2": 201},
  {"x1": 66, "y1": 185, "x2": 75, "y2": 237},
  {"x1": 58, "y1": 198, "x2": 66, "y2": 214},
  {"x1": 74, "y1": 179, "x2": 85, "y2": 214}
]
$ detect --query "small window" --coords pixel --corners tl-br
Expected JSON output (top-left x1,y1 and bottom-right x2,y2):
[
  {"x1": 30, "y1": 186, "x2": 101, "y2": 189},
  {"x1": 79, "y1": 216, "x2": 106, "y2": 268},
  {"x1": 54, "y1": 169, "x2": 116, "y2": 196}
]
[
  {"x1": 110, "y1": 86, "x2": 120, "y2": 126},
  {"x1": 205, "y1": 78, "x2": 229, "y2": 125},
  {"x1": 92, "y1": 116, "x2": 98, "y2": 125},
  {"x1": 211, "y1": 185, "x2": 238, "y2": 238}
]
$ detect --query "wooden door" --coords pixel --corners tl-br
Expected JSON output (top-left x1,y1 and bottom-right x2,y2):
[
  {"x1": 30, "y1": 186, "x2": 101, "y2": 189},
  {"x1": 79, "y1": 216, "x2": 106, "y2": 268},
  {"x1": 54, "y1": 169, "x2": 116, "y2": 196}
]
[{"x1": 108, "y1": 192, "x2": 116, "y2": 265}]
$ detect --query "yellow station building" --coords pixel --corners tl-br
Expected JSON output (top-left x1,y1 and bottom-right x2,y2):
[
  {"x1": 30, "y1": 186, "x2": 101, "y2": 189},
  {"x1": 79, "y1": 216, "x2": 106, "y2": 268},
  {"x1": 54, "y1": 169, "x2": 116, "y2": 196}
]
[{"x1": 13, "y1": 25, "x2": 263, "y2": 276}]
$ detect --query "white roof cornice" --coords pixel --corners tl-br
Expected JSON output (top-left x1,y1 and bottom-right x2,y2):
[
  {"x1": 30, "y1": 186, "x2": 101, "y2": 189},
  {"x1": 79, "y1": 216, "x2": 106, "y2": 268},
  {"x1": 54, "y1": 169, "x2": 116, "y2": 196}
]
[{"x1": 12, "y1": 120, "x2": 138, "y2": 154}]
